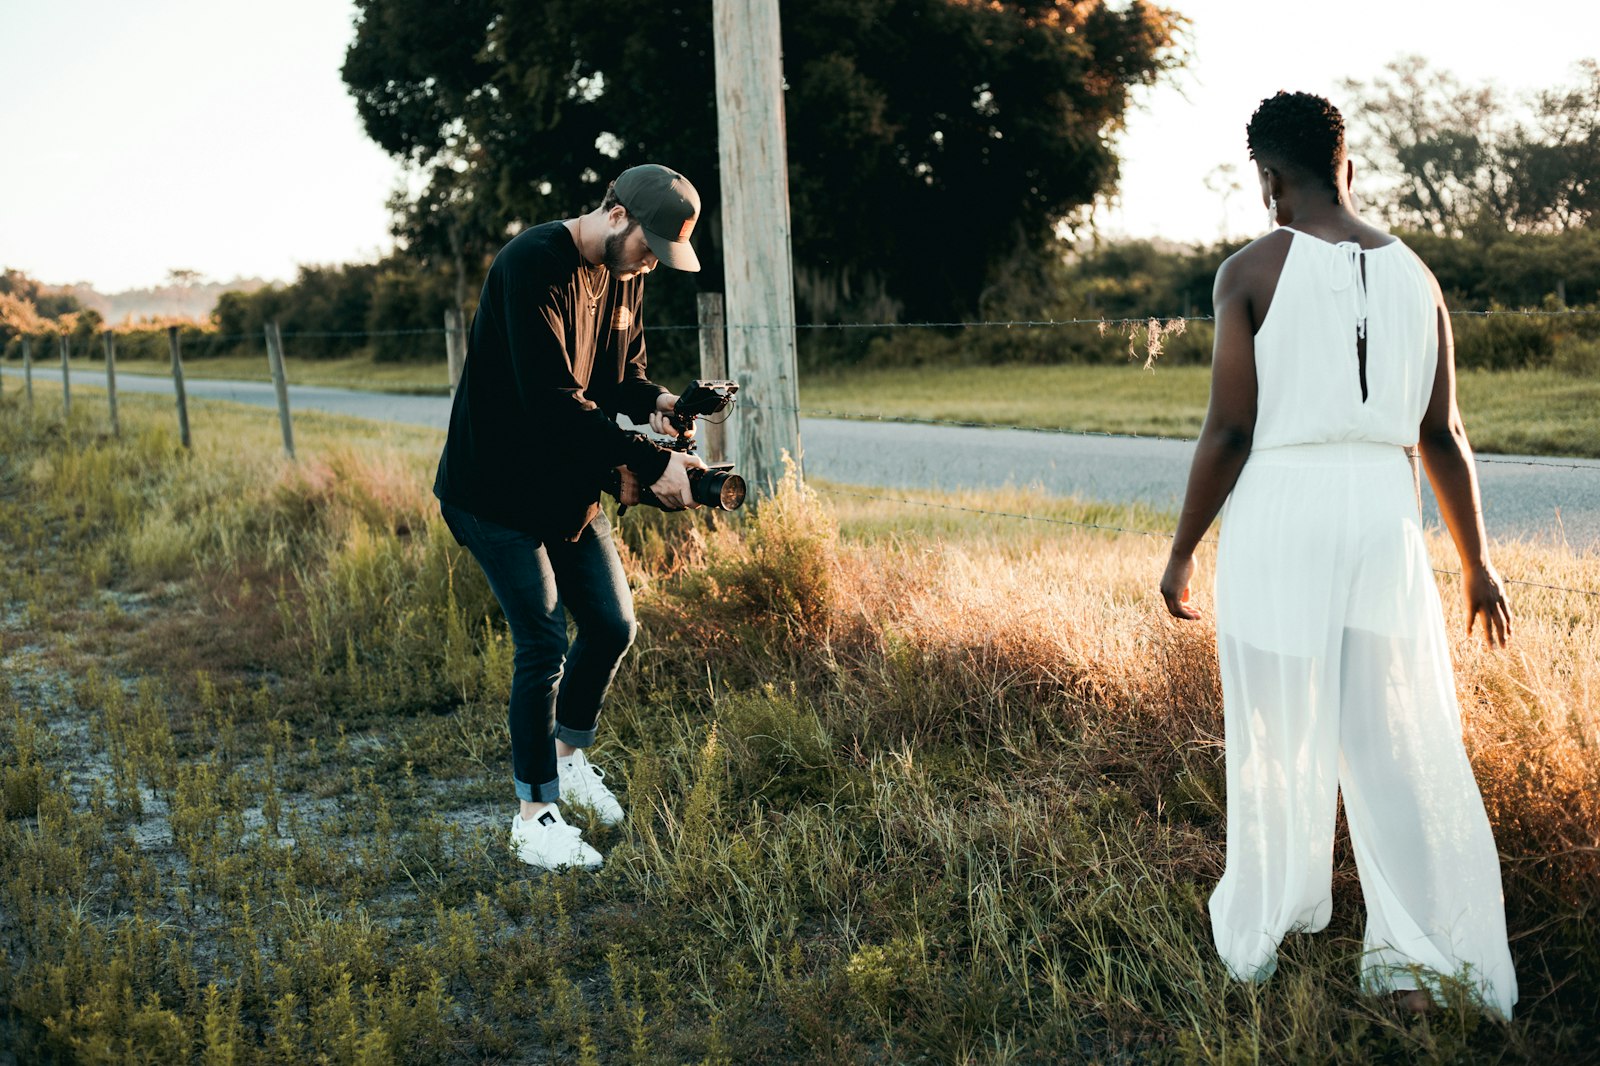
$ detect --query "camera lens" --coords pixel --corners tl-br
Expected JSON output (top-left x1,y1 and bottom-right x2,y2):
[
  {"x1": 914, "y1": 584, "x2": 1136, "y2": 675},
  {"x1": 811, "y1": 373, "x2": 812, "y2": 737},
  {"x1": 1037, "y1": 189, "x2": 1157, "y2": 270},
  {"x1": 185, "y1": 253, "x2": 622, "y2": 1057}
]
[
  {"x1": 715, "y1": 473, "x2": 746, "y2": 510},
  {"x1": 692, "y1": 468, "x2": 746, "y2": 510}
]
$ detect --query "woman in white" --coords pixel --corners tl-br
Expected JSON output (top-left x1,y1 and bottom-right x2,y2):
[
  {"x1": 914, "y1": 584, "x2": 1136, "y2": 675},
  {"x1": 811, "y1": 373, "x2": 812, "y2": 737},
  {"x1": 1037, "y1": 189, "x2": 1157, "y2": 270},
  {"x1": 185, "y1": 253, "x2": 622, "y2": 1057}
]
[{"x1": 1159, "y1": 91, "x2": 1516, "y2": 1017}]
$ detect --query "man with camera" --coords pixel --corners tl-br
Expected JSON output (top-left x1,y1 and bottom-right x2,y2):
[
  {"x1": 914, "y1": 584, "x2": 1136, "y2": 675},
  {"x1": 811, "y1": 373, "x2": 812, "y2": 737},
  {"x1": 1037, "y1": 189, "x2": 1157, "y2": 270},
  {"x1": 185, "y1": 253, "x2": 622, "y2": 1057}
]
[{"x1": 434, "y1": 164, "x2": 707, "y2": 871}]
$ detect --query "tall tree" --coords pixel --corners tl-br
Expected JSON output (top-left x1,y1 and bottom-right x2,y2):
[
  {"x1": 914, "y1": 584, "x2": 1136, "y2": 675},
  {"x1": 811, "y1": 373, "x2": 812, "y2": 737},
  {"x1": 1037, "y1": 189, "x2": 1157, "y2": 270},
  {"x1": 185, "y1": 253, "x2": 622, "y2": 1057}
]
[
  {"x1": 342, "y1": 0, "x2": 504, "y2": 313},
  {"x1": 1342, "y1": 56, "x2": 1600, "y2": 236},
  {"x1": 1501, "y1": 60, "x2": 1600, "y2": 232},
  {"x1": 344, "y1": 0, "x2": 1185, "y2": 323}
]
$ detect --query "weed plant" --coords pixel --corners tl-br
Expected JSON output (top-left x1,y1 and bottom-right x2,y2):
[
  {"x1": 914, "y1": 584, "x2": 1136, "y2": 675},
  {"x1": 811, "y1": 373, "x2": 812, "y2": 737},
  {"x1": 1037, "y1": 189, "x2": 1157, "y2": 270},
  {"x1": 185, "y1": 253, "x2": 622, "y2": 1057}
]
[{"x1": 0, "y1": 385, "x2": 1596, "y2": 1063}]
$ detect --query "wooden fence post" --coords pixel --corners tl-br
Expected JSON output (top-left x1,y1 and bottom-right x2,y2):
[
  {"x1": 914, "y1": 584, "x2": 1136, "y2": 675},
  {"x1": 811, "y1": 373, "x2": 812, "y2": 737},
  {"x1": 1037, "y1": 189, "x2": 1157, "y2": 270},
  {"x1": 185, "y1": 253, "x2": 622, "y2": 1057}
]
[
  {"x1": 697, "y1": 293, "x2": 728, "y2": 464},
  {"x1": 713, "y1": 0, "x2": 803, "y2": 498},
  {"x1": 22, "y1": 337, "x2": 33, "y2": 406},
  {"x1": 265, "y1": 321, "x2": 295, "y2": 459},
  {"x1": 58, "y1": 334, "x2": 72, "y2": 421},
  {"x1": 444, "y1": 308, "x2": 466, "y2": 395},
  {"x1": 168, "y1": 326, "x2": 192, "y2": 449},
  {"x1": 104, "y1": 331, "x2": 120, "y2": 437}
]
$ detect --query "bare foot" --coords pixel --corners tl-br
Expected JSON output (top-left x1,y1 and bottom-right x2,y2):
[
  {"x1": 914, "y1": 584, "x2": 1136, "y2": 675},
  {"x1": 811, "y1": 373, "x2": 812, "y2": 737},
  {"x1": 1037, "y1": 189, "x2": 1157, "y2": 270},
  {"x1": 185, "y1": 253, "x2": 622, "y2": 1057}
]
[{"x1": 1393, "y1": 989, "x2": 1433, "y2": 1014}]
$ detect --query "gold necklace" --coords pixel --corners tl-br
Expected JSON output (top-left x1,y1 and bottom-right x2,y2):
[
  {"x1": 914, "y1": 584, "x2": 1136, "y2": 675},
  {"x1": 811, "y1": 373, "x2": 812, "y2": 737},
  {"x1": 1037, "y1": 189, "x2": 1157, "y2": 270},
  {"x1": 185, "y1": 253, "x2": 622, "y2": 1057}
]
[{"x1": 576, "y1": 218, "x2": 605, "y2": 311}]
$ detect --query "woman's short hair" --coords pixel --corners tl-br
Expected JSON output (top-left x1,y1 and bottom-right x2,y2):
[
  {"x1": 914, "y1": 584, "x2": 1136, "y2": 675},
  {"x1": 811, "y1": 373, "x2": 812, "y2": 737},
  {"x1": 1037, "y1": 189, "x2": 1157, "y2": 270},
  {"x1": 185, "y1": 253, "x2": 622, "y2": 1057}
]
[{"x1": 1246, "y1": 91, "x2": 1345, "y2": 194}]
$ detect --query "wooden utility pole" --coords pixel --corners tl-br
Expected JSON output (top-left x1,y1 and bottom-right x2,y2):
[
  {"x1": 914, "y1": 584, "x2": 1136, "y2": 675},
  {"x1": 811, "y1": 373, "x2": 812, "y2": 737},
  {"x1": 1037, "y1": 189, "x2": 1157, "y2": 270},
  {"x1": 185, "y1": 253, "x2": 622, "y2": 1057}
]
[
  {"x1": 103, "y1": 331, "x2": 120, "y2": 437},
  {"x1": 444, "y1": 308, "x2": 466, "y2": 394},
  {"x1": 168, "y1": 327, "x2": 192, "y2": 449},
  {"x1": 58, "y1": 334, "x2": 71, "y2": 420},
  {"x1": 23, "y1": 337, "x2": 33, "y2": 405},
  {"x1": 696, "y1": 293, "x2": 729, "y2": 464},
  {"x1": 712, "y1": 0, "x2": 802, "y2": 497},
  {"x1": 265, "y1": 321, "x2": 295, "y2": 459}
]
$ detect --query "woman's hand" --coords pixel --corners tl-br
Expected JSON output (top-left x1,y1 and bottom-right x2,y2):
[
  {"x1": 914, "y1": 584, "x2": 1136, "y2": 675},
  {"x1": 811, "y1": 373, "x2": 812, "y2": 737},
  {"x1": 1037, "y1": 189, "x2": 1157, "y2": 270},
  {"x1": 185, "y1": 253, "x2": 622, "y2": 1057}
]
[
  {"x1": 1464, "y1": 563, "x2": 1512, "y2": 648},
  {"x1": 1161, "y1": 553, "x2": 1202, "y2": 621}
]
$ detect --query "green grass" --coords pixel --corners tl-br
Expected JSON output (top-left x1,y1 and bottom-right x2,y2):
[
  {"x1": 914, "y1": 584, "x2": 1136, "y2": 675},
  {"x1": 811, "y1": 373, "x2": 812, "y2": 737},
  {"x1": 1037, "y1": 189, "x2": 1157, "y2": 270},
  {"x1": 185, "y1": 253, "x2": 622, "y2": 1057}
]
[
  {"x1": 2, "y1": 383, "x2": 1597, "y2": 1063},
  {"x1": 802, "y1": 362, "x2": 1213, "y2": 440},
  {"x1": 802, "y1": 362, "x2": 1600, "y2": 458},
  {"x1": 53, "y1": 349, "x2": 454, "y2": 395},
  {"x1": 1453, "y1": 366, "x2": 1600, "y2": 457}
]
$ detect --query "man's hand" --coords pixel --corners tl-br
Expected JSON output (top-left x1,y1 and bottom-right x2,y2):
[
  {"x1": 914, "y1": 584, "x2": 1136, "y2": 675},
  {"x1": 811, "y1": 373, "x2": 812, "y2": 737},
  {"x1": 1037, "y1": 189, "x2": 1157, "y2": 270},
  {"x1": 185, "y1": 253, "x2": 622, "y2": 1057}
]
[
  {"x1": 649, "y1": 393, "x2": 681, "y2": 437},
  {"x1": 648, "y1": 450, "x2": 708, "y2": 510},
  {"x1": 1160, "y1": 553, "x2": 1202, "y2": 620}
]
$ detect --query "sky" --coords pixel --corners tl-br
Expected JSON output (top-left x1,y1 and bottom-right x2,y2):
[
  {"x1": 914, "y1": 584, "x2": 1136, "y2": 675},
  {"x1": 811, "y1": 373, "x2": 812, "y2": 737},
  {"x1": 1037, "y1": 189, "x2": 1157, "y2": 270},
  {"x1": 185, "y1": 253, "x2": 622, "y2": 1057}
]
[
  {"x1": 0, "y1": 0, "x2": 398, "y2": 293},
  {"x1": 1105, "y1": 0, "x2": 1600, "y2": 243},
  {"x1": 2, "y1": 1, "x2": 1597, "y2": 296}
]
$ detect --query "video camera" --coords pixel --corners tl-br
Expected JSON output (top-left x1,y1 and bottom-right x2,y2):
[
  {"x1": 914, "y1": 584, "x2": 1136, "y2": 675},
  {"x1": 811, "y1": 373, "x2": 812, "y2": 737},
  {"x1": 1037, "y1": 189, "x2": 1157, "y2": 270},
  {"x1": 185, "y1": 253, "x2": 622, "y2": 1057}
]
[{"x1": 609, "y1": 379, "x2": 746, "y2": 512}]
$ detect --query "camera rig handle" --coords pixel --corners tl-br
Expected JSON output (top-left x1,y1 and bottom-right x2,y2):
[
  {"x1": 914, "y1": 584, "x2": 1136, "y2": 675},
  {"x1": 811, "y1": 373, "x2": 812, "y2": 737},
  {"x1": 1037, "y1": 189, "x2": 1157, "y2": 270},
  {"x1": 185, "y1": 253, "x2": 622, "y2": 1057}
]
[{"x1": 666, "y1": 379, "x2": 739, "y2": 452}]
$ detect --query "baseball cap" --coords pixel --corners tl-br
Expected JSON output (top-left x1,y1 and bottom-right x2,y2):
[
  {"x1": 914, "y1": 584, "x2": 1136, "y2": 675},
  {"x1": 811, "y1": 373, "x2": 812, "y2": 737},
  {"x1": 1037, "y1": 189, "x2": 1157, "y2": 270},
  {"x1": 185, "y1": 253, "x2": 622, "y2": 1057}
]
[{"x1": 613, "y1": 164, "x2": 702, "y2": 272}]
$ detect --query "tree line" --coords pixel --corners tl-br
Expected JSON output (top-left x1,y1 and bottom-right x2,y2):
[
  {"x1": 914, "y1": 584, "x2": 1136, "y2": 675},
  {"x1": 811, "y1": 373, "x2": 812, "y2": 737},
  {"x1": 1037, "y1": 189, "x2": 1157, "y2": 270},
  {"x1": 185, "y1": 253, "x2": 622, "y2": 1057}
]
[
  {"x1": 867, "y1": 226, "x2": 1600, "y2": 374},
  {"x1": 7, "y1": 227, "x2": 1594, "y2": 378},
  {"x1": 2, "y1": 257, "x2": 459, "y2": 366}
]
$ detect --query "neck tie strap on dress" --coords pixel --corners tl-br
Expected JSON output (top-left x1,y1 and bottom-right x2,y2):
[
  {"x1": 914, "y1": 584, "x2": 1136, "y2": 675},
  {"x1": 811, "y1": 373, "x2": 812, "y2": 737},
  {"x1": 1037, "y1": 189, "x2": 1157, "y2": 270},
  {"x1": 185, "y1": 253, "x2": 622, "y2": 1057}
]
[{"x1": 1330, "y1": 240, "x2": 1369, "y2": 341}]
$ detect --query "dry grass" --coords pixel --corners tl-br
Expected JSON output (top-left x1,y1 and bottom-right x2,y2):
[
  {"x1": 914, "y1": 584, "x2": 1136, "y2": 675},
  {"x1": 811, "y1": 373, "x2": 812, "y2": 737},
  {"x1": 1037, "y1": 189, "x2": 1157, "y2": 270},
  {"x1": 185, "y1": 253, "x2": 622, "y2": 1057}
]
[{"x1": 0, "y1": 384, "x2": 1596, "y2": 1063}]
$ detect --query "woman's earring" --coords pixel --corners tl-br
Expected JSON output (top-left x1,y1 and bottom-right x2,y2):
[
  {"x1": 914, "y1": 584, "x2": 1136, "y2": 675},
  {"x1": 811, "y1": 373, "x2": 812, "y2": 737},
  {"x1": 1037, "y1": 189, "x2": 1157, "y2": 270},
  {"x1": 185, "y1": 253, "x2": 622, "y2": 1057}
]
[{"x1": 1267, "y1": 196, "x2": 1278, "y2": 229}]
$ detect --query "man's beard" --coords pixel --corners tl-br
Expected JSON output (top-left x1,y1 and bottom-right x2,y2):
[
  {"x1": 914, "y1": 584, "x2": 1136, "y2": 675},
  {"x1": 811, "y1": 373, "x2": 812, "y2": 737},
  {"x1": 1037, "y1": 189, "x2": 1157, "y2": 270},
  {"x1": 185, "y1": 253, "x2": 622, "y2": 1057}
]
[{"x1": 602, "y1": 221, "x2": 641, "y2": 275}]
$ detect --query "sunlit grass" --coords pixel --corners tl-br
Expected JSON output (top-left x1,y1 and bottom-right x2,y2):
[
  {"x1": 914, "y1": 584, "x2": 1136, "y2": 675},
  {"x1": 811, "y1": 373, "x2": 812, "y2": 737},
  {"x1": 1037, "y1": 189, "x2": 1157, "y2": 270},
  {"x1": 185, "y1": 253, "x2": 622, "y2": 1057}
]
[
  {"x1": 1, "y1": 383, "x2": 1596, "y2": 1063},
  {"x1": 814, "y1": 477, "x2": 1180, "y2": 548}
]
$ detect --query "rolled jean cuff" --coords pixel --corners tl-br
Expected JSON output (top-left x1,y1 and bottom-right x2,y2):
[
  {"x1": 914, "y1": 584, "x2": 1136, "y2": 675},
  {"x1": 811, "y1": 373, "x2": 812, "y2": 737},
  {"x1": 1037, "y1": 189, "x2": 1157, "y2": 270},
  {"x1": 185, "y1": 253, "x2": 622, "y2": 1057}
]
[
  {"x1": 555, "y1": 723, "x2": 598, "y2": 748},
  {"x1": 515, "y1": 775, "x2": 561, "y2": 804}
]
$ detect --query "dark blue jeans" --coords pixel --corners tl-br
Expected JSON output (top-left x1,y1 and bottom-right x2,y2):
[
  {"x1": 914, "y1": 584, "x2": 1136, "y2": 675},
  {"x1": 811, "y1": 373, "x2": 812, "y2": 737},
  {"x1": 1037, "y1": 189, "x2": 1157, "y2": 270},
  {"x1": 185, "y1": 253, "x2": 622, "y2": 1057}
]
[{"x1": 440, "y1": 500, "x2": 636, "y2": 802}]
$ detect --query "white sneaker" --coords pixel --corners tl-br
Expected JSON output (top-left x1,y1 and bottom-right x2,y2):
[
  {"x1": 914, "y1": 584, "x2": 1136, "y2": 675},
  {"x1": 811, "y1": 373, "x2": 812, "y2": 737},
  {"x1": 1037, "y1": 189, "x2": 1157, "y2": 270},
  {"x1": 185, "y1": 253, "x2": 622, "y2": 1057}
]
[
  {"x1": 557, "y1": 749, "x2": 626, "y2": 827},
  {"x1": 509, "y1": 806, "x2": 603, "y2": 870}
]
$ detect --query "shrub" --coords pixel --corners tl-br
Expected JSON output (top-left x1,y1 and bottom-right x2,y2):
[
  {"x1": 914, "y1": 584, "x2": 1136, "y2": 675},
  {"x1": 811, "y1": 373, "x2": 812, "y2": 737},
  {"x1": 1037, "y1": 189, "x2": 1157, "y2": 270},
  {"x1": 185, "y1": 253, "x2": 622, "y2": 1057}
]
[
  {"x1": 1552, "y1": 335, "x2": 1600, "y2": 377},
  {"x1": 1453, "y1": 307, "x2": 1560, "y2": 369},
  {"x1": 659, "y1": 458, "x2": 840, "y2": 671}
]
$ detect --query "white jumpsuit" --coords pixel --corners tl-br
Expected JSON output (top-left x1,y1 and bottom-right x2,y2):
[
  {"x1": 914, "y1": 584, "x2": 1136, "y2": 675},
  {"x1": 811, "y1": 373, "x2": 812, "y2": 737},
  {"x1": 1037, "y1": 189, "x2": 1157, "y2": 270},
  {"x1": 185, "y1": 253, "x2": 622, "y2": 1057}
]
[{"x1": 1210, "y1": 226, "x2": 1517, "y2": 1017}]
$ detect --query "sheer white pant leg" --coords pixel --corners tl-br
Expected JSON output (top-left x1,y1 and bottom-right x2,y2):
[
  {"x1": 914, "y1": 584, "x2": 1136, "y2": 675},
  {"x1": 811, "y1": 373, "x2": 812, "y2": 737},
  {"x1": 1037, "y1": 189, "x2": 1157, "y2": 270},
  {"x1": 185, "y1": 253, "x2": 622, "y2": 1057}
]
[
  {"x1": 1210, "y1": 636, "x2": 1342, "y2": 981},
  {"x1": 1336, "y1": 522, "x2": 1518, "y2": 1017},
  {"x1": 1209, "y1": 455, "x2": 1349, "y2": 982}
]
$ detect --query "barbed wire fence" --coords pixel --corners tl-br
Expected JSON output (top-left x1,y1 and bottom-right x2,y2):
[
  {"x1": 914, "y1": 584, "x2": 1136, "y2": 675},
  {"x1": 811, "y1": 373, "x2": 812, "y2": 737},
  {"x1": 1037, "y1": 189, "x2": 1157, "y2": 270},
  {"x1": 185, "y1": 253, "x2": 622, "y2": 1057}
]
[{"x1": 3, "y1": 305, "x2": 1597, "y2": 599}]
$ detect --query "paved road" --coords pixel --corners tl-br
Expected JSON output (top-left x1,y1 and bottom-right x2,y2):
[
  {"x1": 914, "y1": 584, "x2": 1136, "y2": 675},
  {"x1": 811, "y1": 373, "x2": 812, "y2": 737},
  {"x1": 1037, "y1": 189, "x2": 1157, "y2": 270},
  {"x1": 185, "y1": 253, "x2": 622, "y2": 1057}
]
[
  {"x1": 801, "y1": 418, "x2": 1600, "y2": 551},
  {"x1": 8, "y1": 366, "x2": 1599, "y2": 549}
]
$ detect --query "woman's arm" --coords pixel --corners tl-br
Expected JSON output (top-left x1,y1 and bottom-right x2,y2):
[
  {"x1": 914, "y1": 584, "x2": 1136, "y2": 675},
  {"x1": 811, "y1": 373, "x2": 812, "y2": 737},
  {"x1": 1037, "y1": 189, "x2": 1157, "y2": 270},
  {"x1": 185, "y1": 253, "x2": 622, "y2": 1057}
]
[
  {"x1": 1416, "y1": 283, "x2": 1512, "y2": 647},
  {"x1": 1161, "y1": 253, "x2": 1260, "y2": 620}
]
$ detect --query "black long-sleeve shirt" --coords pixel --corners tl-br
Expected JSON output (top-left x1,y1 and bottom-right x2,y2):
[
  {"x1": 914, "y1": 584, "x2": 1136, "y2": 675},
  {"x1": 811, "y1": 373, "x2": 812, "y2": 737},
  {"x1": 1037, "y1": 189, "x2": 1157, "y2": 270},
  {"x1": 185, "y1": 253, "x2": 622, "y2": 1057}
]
[{"x1": 434, "y1": 221, "x2": 672, "y2": 541}]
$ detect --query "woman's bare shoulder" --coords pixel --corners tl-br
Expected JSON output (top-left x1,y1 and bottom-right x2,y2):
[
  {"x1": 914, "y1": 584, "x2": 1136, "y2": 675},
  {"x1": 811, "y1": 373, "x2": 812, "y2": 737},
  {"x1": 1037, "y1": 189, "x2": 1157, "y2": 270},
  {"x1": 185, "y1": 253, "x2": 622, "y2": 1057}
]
[{"x1": 1216, "y1": 230, "x2": 1294, "y2": 296}]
